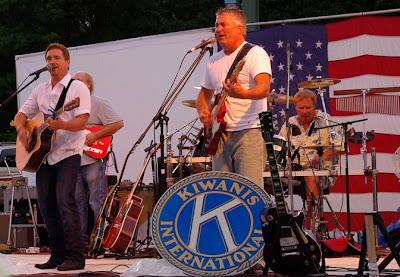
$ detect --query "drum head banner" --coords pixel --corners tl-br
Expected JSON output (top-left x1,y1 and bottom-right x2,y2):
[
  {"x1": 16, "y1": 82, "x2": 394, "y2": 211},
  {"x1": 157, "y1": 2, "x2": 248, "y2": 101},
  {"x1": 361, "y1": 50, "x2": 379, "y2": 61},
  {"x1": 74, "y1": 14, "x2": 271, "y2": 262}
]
[{"x1": 151, "y1": 171, "x2": 272, "y2": 276}]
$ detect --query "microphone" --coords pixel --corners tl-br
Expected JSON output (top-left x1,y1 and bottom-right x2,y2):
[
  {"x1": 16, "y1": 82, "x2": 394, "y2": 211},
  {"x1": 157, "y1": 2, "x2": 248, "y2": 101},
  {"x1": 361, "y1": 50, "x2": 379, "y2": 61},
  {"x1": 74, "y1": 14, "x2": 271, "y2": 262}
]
[
  {"x1": 187, "y1": 37, "x2": 216, "y2": 54},
  {"x1": 291, "y1": 124, "x2": 301, "y2": 136},
  {"x1": 308, "y1": 122, "x2": 315, "y2": 136},
  {"x1": 29, "y1": 64, "x2": 52, "y2": 77}
]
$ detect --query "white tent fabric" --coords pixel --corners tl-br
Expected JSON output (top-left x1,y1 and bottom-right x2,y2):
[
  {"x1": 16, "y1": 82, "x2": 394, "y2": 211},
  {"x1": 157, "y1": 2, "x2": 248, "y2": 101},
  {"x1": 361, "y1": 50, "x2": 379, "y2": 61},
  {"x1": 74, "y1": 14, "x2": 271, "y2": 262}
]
[{"x1": 15, "y1": 29, "x2": 214, "y2": 185}]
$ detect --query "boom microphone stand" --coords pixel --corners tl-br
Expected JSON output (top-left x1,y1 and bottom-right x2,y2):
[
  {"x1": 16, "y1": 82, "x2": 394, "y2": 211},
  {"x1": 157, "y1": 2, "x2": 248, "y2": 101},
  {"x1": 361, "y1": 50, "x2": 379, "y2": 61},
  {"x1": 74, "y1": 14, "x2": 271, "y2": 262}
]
[
  {"x1": 0, "y1": 70, "x2": 46, "y2": 110},
  {"x1": 115, "y1": 45, "x2": 212, "y2": 203}
]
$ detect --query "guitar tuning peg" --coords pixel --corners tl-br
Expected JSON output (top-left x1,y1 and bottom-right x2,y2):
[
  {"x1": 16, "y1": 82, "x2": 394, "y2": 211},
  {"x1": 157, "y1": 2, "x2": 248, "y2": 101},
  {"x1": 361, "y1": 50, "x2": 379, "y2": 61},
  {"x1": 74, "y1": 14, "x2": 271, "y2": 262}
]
[
  {"x1": 273, "y1": 120, "x2": 278, "y2": 126},
  {"x1": 272, "y1": 114, "x2": 278, "y2": 119}
]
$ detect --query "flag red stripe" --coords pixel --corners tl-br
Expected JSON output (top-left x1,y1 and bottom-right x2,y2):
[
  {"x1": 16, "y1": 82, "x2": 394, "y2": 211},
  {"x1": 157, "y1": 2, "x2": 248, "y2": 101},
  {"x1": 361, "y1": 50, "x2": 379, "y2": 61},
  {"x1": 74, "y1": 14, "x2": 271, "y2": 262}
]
[
  {"x1": 324, "y1": 211, "x2": 400, "y2": 233},
  {"x1": 331, "y1": 173, "x2": 399, "y2": 193},
  {"x1": 329, "y1": 56, "x2": 400, "y2": 79},
  {"x1": 327, "y1": 16, "x2": 400, "y2": 42}
]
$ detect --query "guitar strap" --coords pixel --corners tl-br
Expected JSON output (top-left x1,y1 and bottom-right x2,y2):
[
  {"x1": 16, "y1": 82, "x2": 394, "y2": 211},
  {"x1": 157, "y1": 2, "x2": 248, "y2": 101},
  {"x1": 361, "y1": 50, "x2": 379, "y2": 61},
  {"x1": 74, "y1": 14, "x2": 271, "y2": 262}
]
[
  {"x1": 54, "y1": 78, "x2": 75, "y2": 116},
  {"x1": 225, "y1": 42, "x2": 255, "y2": 82}
]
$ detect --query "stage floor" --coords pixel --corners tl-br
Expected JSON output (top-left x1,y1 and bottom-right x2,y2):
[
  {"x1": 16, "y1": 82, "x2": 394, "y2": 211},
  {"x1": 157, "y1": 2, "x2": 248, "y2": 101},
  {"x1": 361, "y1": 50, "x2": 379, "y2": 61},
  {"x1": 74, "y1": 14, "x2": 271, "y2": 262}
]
[{"x1": 2, "y1": 252, "x2": 400, "y2": 276}]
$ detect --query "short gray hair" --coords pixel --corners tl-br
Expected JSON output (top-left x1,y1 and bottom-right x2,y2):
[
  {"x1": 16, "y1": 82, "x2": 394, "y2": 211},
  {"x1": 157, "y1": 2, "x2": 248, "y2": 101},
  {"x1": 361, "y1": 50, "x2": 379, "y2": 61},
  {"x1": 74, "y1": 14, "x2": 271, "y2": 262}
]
[{"x1": 216, "y1": 7, "x2": 247, "y2": 37}]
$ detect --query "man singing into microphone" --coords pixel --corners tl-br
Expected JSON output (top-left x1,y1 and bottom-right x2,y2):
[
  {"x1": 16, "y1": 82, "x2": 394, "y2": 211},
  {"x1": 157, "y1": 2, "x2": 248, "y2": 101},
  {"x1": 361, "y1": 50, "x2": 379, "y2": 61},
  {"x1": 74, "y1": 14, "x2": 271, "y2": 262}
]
[
  {"x1": 196, "y1": 7, "x2": 271, "y2": 188},
  {"x1": 278, "y1": 89, "x2": 343, "y2": 217},
  {"x1": 14, "y1": 43, "x2": 90, "y2": 271}
]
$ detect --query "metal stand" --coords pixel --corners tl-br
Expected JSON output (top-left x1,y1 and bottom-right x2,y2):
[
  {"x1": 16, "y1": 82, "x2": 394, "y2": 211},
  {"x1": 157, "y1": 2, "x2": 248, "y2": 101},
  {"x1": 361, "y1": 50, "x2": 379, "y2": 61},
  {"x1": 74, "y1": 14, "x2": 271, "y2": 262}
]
[
  {"x1": 6, "y1": 178, "x2": 40, "y2": 249},
  {"x1": 356, "y1": 212, "x2": 400, "y2": 276},
  {"x1": 314, "y1": 118, "x2": 367, "y2": 238},
  {"x1": 115, "y1": 46, "x2": 211, "y2": 204}
]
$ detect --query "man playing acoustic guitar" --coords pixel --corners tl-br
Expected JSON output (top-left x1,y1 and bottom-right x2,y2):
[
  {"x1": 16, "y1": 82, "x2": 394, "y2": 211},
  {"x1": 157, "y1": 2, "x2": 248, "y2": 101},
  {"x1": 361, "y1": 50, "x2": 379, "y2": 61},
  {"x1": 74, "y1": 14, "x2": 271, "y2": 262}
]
[
  {"x1": 196, "y1": 6, "x2": 271, "y2": 187},
  {"x1": 14, "y1": 43, "x2": 91, "y2": 271},
  {"x1": 73, "y1": 71, "x2": 124, "y2": 251}
]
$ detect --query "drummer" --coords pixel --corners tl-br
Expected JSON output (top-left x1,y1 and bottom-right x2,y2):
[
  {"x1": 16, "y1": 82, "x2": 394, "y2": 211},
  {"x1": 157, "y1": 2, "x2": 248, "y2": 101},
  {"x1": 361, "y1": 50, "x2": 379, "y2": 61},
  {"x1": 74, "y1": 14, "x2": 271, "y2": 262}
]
[{"x1": 278, "y1": 89, "x2": 343, "y2": 216}]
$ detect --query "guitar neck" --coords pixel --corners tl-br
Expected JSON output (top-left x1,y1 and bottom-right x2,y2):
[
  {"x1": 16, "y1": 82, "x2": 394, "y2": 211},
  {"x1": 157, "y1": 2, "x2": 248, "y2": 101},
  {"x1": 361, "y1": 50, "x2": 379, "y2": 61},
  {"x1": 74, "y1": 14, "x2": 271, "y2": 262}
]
[
  {"x1": 265, "y1": 142, "x2": 287, "y2": 215},
  {"x1": 36, "y1": 98, "x2": 79, "y2": 134},
  {"x1": 212, "y1": 58, "x2": 246, "y2": 117},
  {"x1": 124, "y1": 143, "x2": 160, "y2": 202},
  {"x1": 259, "y1": 111, "x2": 288, "y2": 217}
]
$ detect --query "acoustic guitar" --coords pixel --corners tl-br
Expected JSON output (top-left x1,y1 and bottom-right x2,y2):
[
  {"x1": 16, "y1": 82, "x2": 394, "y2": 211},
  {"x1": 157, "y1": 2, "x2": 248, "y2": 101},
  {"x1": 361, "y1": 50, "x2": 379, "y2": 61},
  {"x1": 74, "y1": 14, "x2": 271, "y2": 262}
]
[
  {"x1": 88, "y1": 181, "x2": 120, "y2": 256},
  {"x1": 204, "y1": 58, "x2": 246, "y2": 155},
  {"x1": 16, "y1": 97, "x2": 80, "y2": 173},
  {"x1": 102, "y1": 143, "x2": 160, "y2": 254},
  {"x1": 259, "y1": 111, "x2": 322, "y2": 276}
]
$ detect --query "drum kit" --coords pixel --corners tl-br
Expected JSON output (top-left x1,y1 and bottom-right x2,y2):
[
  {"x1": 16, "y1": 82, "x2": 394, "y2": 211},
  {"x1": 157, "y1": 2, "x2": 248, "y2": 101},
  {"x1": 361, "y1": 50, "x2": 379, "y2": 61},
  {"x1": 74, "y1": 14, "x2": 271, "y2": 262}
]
[{"x1": 176, "y1": 77, "x2": 378, "y2": 239}]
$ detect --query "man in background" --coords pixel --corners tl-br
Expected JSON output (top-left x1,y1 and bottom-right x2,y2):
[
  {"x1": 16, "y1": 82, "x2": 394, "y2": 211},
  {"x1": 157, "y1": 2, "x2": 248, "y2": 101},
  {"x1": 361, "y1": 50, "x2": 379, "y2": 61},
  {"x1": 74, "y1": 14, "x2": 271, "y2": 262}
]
[
  {"x1": 279, "y1": 89, "x2": 343, "y2": 217},
  {"x1": 74, "y1": 71, "x2": 124, "y2": 249}
]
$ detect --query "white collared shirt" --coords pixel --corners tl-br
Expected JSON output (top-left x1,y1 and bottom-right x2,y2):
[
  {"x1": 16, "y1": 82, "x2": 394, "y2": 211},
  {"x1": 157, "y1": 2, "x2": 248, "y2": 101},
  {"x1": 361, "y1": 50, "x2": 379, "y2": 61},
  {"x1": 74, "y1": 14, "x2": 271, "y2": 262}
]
[{"x1": 19, "y1": 74, "x2": 91, "y2": 165}]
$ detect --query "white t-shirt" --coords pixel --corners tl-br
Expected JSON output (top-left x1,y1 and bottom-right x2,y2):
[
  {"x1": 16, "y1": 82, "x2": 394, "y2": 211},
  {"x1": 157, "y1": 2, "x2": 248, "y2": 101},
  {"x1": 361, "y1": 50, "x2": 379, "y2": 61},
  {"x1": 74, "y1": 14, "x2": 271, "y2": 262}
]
[
  {"x1": 201, "y1": 41, "x2": 272, "y2": 131},
  {"x1": 19, "y1": 74, "x2": 91, "y2": 165}
]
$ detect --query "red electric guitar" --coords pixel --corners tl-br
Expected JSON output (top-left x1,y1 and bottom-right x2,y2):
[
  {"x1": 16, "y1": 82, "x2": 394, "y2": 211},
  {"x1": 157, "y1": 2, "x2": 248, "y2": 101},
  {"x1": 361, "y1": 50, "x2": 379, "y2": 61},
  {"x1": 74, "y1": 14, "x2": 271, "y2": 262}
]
[
  {"x1": 84, "y1": 126, "x2": 112, "y2": 159},
  {"x1": 103, "y1": 143, "x2": 160, "y2": 254},
  {"x1": 204, "y1": 58, "x2": 246, "y2": 155}
]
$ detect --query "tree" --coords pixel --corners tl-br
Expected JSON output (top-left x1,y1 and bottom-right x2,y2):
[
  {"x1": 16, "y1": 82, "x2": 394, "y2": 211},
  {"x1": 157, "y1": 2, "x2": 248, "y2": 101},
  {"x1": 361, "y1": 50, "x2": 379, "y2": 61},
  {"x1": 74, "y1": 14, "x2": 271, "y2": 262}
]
[{"x1": 0, "y1": 0, "x2": 399, "y2": 140}]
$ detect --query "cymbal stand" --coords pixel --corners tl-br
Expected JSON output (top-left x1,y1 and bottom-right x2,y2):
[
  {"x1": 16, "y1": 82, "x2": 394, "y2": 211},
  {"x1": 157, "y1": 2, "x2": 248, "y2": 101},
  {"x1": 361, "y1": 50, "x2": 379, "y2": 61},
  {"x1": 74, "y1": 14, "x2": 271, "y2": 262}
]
[
  {"x1": 361, "y1": 89, "x2": 369, "y2": 184},
  {"x1": 315, "y1": 118, "x2": 367, "y2": 238},
  {"x1": 284, "y1": 41, "x2": 295, "y2": 212},
  {"x1": 165, "y1": 116, "x2": 200, "y2": 182}
]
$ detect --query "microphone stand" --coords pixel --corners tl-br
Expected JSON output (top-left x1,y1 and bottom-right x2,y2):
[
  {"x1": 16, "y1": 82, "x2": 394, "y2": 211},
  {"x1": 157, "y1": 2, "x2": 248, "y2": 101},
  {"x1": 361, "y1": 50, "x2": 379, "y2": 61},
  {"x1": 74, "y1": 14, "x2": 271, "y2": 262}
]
[
  {"x1": 314, "y1": 117, "x2": 367, "y2": 239},
  {"x1": 115, "y1": 45, "x2": 212, "y2": 203}
]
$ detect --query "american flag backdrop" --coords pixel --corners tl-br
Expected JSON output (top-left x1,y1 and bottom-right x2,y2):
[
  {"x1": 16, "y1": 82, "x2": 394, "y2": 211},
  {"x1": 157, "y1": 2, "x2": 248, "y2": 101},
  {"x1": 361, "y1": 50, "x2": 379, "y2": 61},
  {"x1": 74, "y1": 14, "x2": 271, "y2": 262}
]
[{"x1": 246, "y1": 16, "x2": 400, "y2": 235}]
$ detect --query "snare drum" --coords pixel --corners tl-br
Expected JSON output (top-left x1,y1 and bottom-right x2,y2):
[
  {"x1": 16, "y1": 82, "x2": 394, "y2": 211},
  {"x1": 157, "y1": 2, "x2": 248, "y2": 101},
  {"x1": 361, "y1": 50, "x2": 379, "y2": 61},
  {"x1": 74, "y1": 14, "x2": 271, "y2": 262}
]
[{"x1": 272, "y1": 135, "x2": 287, "y2": 167}]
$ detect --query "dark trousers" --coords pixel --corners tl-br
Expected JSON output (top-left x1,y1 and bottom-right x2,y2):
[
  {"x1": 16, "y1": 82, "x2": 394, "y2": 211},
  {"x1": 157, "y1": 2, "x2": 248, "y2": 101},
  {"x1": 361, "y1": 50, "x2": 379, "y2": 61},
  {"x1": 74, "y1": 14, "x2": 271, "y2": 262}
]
[{"x1": 36, "y1": 154, "x2": 85, "y2": 265}]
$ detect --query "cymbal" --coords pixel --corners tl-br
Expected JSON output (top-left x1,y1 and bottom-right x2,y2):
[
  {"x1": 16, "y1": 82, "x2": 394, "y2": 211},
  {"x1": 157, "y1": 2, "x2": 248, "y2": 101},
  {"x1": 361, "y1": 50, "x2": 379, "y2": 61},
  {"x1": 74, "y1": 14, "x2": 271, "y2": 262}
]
[
  {"x1": 182, "y1": 100, "x2": 196, "y2": 108},
  {"x1": 268, "y1": 92, "x2": 295, "y2": 105},
  {"x1": 298, "y1": 78, "x2": 341, "y2": 89}
]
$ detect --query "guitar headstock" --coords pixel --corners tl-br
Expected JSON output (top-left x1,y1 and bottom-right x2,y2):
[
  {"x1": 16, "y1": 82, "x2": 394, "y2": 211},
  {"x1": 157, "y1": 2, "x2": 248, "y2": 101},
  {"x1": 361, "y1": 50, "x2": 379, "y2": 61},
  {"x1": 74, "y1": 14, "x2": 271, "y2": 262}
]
[
  {"x1": 259, "y1": 111, "x2": 274, "y2": 142},
  {"x1": 64, "y1": 97, "x2": 80, "y2": 111}
]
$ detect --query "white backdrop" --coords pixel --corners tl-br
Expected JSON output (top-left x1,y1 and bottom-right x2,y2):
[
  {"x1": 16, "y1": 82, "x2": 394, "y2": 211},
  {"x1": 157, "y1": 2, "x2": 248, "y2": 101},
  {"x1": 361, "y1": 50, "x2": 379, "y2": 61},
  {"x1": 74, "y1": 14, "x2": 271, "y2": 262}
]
[{"x1": 15, "y1": 28, "x2": 214, "y2": 186}]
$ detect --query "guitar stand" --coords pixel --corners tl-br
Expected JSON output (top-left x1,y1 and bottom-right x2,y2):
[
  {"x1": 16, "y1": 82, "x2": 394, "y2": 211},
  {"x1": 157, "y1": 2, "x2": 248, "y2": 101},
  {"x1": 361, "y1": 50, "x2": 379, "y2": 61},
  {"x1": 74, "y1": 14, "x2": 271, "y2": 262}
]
[
  {"x1": 116, "y1": 212, "x2": 158, "y2": 259},
  {"x1": 263, "y1": 218, "x2": 326, "y2": 276},
  {"x1": 355, "y1": 211, "x2": 400, "y2": 276}
]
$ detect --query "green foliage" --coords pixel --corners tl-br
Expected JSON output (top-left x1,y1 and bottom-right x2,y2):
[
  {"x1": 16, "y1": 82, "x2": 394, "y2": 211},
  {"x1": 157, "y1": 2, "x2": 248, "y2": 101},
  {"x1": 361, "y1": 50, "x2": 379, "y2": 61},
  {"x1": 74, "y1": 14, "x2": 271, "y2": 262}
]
[{"x1": 0, "y1": 0, "x2": 398, "y2": 140}]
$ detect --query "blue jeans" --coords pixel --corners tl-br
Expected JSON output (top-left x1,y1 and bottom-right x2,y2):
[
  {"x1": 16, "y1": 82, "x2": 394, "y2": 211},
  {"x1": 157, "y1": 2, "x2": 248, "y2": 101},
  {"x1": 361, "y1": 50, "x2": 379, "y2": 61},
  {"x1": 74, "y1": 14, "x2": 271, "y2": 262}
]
[
  {"x1": 36, "y1": 154, "x2": 85, "y2": 265},
  {"x1": 75, "y1": 159, "x2": 107, "y2": 243},
  {"x1": 213, "y1": 128, "x2": 266, "y2": 187}
]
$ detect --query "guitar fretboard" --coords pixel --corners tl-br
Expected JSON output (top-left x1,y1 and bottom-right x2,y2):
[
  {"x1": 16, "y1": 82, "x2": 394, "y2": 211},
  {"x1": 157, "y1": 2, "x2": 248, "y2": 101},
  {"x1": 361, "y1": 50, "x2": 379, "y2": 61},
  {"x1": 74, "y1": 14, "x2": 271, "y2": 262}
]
[{"x1": 259, "y1": 111, "x2": 288, "y2": 217}]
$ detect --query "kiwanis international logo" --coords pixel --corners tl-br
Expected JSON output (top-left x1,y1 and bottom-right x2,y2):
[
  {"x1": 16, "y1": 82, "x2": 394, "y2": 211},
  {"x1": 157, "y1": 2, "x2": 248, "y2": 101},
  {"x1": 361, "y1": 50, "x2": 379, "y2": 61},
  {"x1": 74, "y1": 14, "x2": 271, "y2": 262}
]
[{"x1": 151, "y1": 171, "x2": 272, "y2": 276}]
